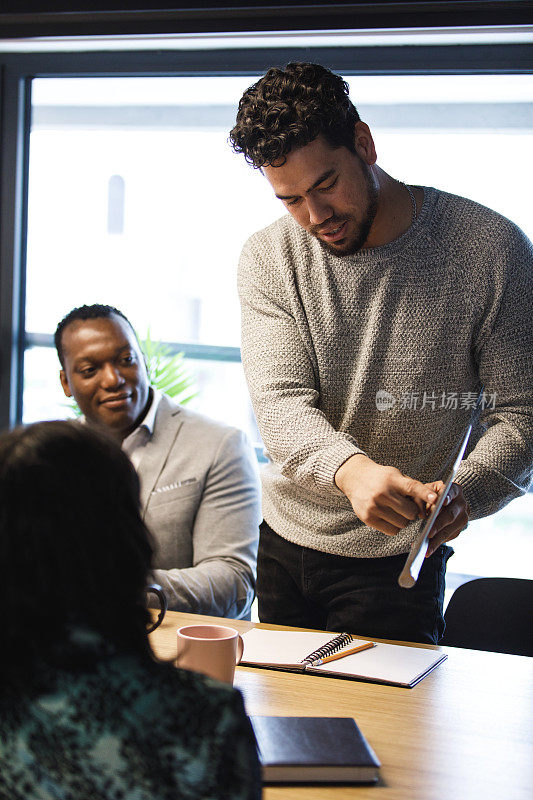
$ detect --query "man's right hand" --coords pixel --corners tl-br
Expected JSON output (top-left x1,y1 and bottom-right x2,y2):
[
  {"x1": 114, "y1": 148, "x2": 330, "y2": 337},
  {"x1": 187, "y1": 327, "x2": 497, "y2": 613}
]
[{"x1": 334, "y1": 453, "x2": 437, "y2": 536}]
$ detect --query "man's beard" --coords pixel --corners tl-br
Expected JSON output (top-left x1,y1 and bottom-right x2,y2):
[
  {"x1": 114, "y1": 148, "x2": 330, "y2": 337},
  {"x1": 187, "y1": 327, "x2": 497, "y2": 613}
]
[{"x1": 312, "y1": 163, "x2": 379, "y2": 257}]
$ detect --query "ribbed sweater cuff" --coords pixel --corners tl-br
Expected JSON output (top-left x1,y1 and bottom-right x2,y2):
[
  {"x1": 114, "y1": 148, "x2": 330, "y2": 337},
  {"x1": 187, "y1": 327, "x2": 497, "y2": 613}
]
[
  {"x1": 454, "y1": 463, "x2": 496, "y2": 521},
  {"x1": 315, "y1": 441, "x2": 367, "y2": 495}
]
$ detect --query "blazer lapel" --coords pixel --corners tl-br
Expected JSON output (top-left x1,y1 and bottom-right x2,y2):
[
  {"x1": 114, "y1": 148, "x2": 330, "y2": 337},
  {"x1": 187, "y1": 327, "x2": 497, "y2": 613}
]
[{"x1": 137, "y1": 395, "x2": 183, "y2": 517}]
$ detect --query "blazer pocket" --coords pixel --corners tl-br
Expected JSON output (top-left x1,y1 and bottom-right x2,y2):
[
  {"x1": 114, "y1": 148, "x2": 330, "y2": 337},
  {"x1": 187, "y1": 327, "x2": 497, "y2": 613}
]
[{"x1": 148, "y1": 480, "x2": 202, "y2": 508}]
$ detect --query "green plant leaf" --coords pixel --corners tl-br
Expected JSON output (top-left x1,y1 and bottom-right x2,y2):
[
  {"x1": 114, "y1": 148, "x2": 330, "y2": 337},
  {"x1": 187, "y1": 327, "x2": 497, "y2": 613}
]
[{"x1": 141, "y1": 332, "x2": 198, "y2": 404}]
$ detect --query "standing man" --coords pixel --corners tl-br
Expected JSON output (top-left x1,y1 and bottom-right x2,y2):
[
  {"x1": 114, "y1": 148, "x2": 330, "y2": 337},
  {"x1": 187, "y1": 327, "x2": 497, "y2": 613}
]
[
  {"x1": 230, "y1": 62, "x2": 532, "y2": 643},
  {"x1": 55, "y1": 304, "x2": 260, "y2": 619}
]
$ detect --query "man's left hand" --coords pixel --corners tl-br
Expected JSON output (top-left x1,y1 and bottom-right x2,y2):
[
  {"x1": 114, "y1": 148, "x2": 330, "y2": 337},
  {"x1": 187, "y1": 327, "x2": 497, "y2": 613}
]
[{"x1": 424, "y1": 481, "x2": 469, "y2": 557}]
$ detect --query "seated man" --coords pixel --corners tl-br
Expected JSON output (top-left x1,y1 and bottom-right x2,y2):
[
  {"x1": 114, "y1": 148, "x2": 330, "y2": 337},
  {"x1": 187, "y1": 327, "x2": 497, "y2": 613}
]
[{"x1": 55, "y1": 304, "x2": 260, "y2": 619}]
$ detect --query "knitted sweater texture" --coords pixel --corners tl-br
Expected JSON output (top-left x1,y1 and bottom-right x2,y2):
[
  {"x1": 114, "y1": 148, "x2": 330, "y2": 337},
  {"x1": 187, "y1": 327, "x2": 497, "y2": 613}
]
[{"x1": 238, "y1": 187, "x2": 533, "y2": 558}]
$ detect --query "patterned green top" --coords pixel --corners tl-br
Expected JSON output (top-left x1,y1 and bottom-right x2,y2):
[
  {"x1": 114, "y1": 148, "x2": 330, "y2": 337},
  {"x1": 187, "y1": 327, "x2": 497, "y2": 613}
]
[{"x1": 0, "y1": 629, "x2": 261, "y2": 800}]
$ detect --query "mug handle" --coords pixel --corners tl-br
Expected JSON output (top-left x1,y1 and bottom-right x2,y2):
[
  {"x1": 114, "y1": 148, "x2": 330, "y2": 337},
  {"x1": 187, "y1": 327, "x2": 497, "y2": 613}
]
[
  {"x1": 146, "y1": 583, "x2": 168, "y2": 633},
  {"x1": 236, "y1": 634, "x2": 244, "y2": 665}
]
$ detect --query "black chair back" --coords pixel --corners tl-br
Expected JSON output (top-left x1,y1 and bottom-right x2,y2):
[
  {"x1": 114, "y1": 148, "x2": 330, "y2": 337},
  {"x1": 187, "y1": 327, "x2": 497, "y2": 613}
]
[{"x1": 441, "y1": 577, "x2": 533, "y2": 656}]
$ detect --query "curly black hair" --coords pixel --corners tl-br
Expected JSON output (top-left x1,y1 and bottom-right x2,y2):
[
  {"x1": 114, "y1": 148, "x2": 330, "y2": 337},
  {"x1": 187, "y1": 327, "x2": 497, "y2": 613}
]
[{"x1": 229, "y1": 62, "x2": 360, "y2": 168}]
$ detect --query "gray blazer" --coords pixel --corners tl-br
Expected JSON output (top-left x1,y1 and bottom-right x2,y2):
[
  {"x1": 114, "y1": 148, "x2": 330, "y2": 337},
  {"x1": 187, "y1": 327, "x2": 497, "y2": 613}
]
[{"x1": 138, "y1": 394, "x2": 260, "y2": 619}]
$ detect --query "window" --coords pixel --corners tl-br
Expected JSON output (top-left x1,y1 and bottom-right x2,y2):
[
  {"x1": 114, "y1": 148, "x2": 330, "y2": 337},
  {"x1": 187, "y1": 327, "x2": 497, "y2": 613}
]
[
  {"x1": 23, "y1": 76, "x2": 280, "y2": 444},
  {"x1": 1, "y1": 31, "x2": 532, "y2": 586}
]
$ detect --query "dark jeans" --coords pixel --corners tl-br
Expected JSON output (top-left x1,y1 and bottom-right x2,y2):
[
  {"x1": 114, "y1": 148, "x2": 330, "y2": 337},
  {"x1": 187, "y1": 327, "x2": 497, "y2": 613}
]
[{"x1": 257, "y1": 521, "x2": 453, "y2": 644}]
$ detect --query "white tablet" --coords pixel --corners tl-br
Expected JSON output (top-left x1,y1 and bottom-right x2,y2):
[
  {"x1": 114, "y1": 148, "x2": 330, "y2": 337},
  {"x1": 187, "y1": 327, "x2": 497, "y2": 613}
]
[{"x1": 398, "y1": 421, "x2": 474, "y2": 589}]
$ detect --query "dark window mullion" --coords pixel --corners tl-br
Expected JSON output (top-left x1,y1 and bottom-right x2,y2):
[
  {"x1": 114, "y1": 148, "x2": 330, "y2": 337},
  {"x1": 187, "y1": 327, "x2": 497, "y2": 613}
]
[
  {"x1": 1, "y1": 43, "x2": 533, "y2": 79},
  {"x1": 24, "y1": 333, "x2": 242, "y2": 363},
  {"x1": 0, "y1": 68, "x2": 31, "y2": 429}
]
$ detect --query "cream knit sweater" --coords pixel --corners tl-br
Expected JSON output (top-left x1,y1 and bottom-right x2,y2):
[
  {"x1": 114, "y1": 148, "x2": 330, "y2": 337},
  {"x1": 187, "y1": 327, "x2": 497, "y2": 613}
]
[{"x1": 238, "y1": 187, "x2": 533, "y2": 557}]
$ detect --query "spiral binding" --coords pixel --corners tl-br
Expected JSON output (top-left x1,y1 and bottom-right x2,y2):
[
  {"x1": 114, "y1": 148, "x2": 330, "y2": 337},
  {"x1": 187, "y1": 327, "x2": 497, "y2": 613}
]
[{"x1": 301, "y1": 632, "x2": 354, "y2": 665}]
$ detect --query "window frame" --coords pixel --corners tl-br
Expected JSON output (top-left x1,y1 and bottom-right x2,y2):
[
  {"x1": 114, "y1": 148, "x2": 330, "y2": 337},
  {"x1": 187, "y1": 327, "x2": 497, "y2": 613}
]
[{"x1": 1, "y1": 40, "x2": 532, "y2": 429}]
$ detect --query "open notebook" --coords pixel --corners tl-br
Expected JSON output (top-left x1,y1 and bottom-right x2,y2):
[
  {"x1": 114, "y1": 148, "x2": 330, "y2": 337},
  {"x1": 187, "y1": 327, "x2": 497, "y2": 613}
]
[{"x1": 241, "y1": 628, "x2": 447, "y2": 688}]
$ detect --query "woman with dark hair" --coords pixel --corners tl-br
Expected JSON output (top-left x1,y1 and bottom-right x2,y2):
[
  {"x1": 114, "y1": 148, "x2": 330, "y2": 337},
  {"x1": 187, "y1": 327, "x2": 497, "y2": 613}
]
[{"x1": 0, "y1": 421, "x2": 260, "y2": 799}]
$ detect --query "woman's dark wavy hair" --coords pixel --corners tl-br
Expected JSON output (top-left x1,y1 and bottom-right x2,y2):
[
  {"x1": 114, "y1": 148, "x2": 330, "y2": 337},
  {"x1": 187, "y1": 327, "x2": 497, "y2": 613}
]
[
  {"x1": 230, "y1": 62, "x2": 360, "y2": 168},
  {"x1": 0, "y1": 420, "x2": 154, "y2": 690}
]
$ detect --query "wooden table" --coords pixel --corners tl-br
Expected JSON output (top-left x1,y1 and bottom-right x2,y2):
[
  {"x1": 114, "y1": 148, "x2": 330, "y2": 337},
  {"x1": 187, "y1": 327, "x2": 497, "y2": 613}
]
[{"x1": 150, "y1": 610, "x2": 533, "y2": 800}]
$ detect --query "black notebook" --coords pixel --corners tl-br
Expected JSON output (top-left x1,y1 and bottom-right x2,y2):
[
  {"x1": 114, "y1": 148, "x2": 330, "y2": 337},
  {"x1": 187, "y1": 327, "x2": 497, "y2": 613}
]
[{"x1": 250, "y1": 716, "x2": 381, "y2": 784}]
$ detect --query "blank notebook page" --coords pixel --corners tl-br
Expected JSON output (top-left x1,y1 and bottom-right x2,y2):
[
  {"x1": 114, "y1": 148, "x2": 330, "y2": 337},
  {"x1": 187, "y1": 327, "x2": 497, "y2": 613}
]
[
  {"x1": 315, "y1": 641, "x2": 445, "y2": 685},
  {"x1": 242, "y1": 629, "x2": 344, "y2": 666}
]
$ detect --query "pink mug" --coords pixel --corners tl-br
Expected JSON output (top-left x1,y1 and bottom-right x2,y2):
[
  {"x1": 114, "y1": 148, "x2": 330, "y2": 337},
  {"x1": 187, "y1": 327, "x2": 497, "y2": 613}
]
[{"x1": 176, "y1": 624, "x2": 244, "y2": 684}]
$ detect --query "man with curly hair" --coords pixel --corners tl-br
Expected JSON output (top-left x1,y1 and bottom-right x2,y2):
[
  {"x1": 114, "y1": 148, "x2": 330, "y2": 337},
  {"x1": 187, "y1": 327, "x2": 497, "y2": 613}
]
[{"x1": 230, "y1": 62, "x2": 533, "y2": 643}]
